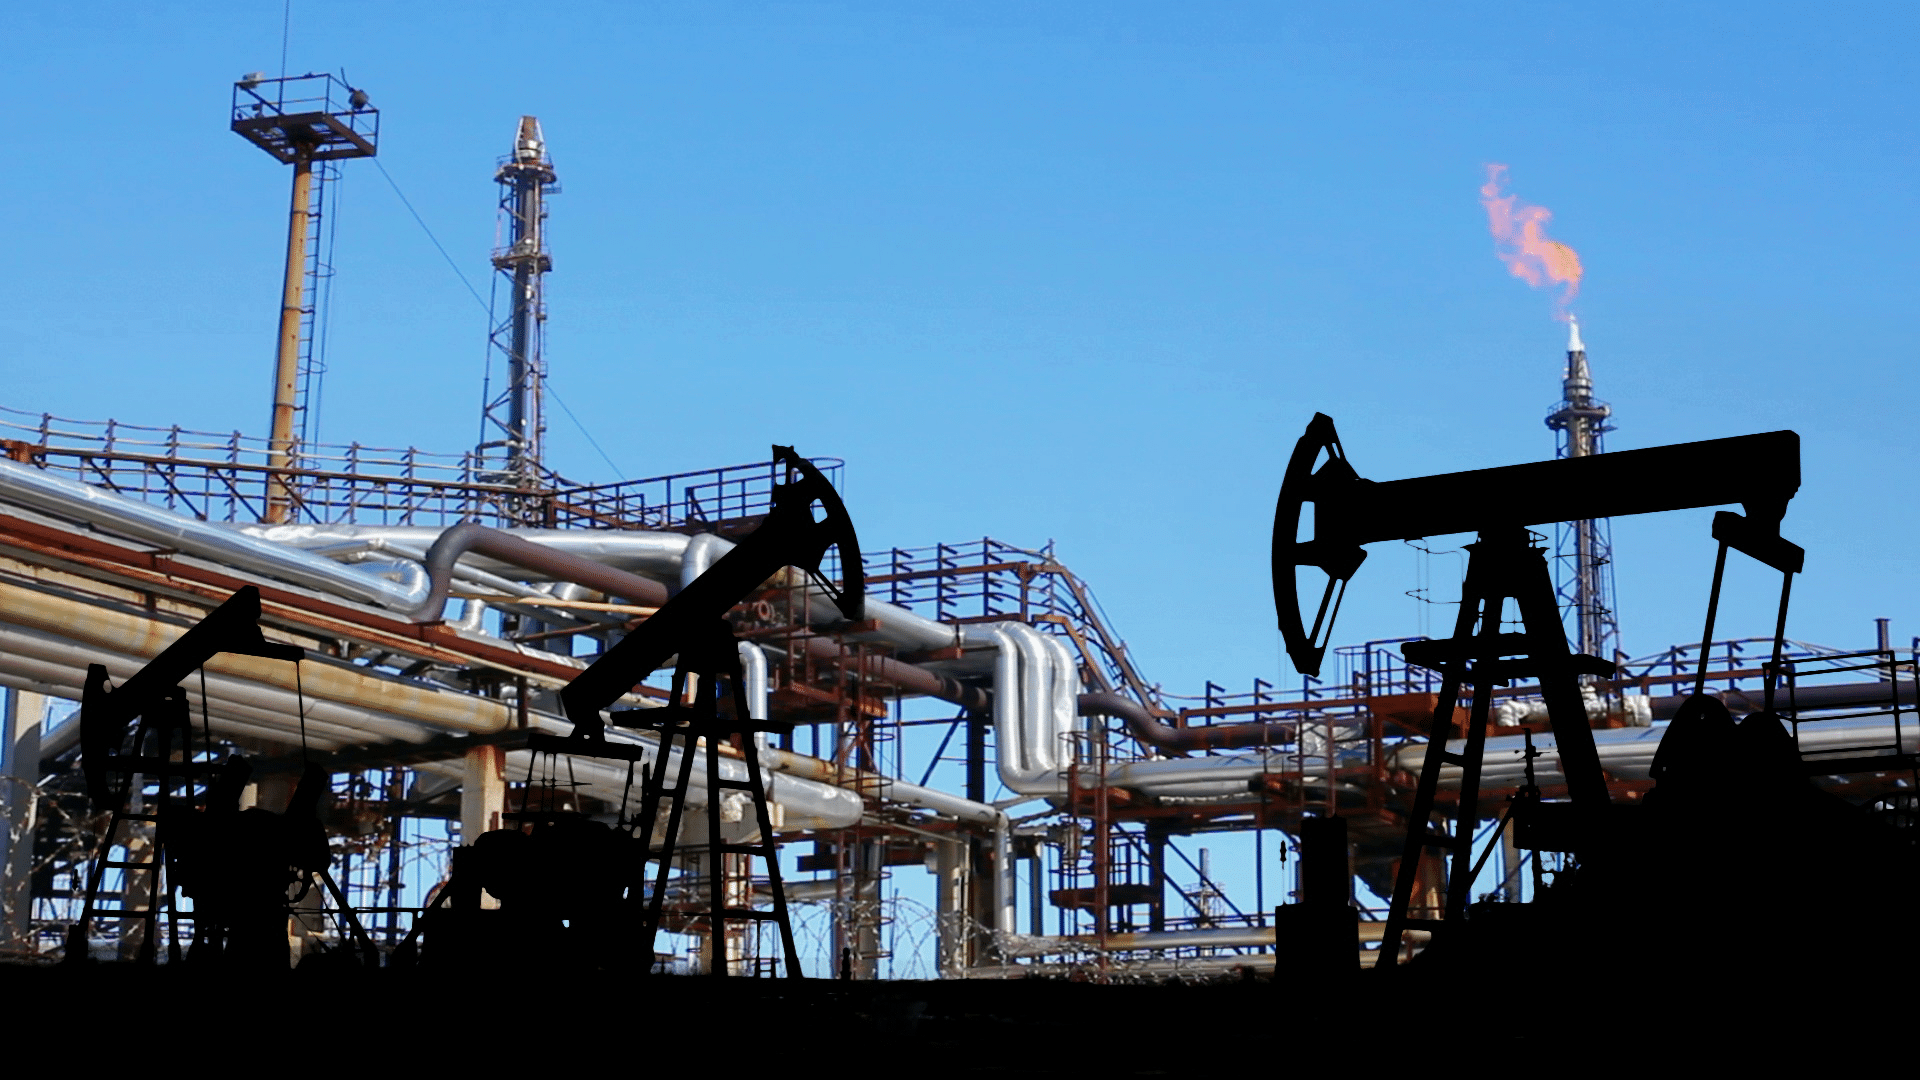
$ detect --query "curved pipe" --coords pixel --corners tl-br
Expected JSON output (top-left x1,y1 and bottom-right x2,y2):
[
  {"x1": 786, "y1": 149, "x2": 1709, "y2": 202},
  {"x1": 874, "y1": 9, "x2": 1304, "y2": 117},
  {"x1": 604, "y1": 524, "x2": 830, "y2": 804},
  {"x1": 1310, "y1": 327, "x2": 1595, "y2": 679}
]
[
  {"x1": 739, "y1": 640, "x2": 769, "y2": 749},
  {"x1": 415, "y1": 523, "x2": 670, "y2": 621},
  {"x1": 681, "y1": 532, "x2": 731, "y2": 592},
  {"x1": 257, "y1": 525, "x2": 981, "y2": 702},
  {"x1": 1014, "y1": 625, "x2": 1057, "y2": 775},
  {"x1": 397, "y1": 524, "x2": 987, "y2": 711},
  {"x1": 979, "y1": 624, "x2": 1078, "y2": 795},
  {"x1": 241, "y1": 523, "x2": 694, "y2": 583},
  {"x1": 0, "y1": 473, "x2": 986, "y2": 797},
  {"x1": 257, "y1": 518, "x2": 967, "y2": 653},
  {"x1": 1077, "y1": 691, "x2": 1295, "y2": 754}
]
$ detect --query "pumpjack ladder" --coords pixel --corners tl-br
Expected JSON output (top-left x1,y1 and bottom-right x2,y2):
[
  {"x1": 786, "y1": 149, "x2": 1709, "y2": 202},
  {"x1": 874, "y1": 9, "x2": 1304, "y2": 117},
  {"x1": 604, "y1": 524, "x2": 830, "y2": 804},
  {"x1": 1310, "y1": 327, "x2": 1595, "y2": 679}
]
[
  {"x1": 1375, "y1": 527, "x2": 1615, "y2": 965},
  {"x1": 615, "y1": 619, "x2": 803, "y2": 977},
  {"x1": 71, "y1": 688, "x2": 208, "y2": 964}
]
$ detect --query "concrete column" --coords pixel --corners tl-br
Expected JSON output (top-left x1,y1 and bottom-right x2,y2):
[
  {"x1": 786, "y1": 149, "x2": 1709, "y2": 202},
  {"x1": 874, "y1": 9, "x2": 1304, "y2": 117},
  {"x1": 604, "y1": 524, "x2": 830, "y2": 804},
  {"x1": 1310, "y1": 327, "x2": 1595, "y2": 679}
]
[
  {"x1": 461, "y1": 744, "x2": 507, "y2": 841},
  {"x1": 931, "y1": 838, "x2": 969, "y2": 978},
  {"x1": 1, "y1": 690, "x2": 43, "y2": 949},
  {"x1": 461, "y1": 745, "x2": 506, "y2": 910}
]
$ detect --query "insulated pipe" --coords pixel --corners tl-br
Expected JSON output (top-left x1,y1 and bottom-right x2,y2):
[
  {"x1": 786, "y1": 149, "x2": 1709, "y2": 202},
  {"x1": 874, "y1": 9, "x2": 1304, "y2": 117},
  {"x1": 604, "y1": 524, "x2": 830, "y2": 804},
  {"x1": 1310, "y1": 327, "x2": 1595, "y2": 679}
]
[
  {"x1": 759, "y1": 748, "x2": 1003, "y2": 826},
  {"x1": 982, "y1": 626, "x2": 1040, "y2": 793},
  {"x1": 0, "y1": 637, "x2": 440, "y2": 756},
  {"x1": 1391, "y1": 713, "x2": 1920, "y2": 789},
  {"x1": 0, "y1": 460, "x2": 431, "y2": 612},
  {"x1": 405, "y1": 738, "x2": 863, "y2": 831},
  {"x1": 1107, "y1": 752, "x2": 1292, "y2": 797},
  {"x1": 0, "y1": 611, "x2": 864, "y2": 829},
  {"x1": 1015, "y1": 625, "x2": 1058, "y2": 775},
  {"x1": 257, "y1": 524, "x2": 978, "y2": 677},
  {"x1": 0, "y1": 578, "x2": 512, "y2": 733},
  {"x1": 0, "y1": 618, "x2": 479, "y2": 745},
  {"x1": 1043, "y1": 633, "x2": 1080, "y2": 769},
  {"x1": 385, "y1": 524, "x2": 988, "y2": 710},
  {"x1": 0, "y1": 472, "x2": 984, "y2": 755},
  {"x1": 327, "y1": 540, "x2": 572, "y2": 608},
  {"x1": 240, "y1": 524, "x2": 694, "y2": 583},
  {"x1": 1651, "y1": 682, "x2": 1918, "y2": 719},
  {"x1": 739, "y1": 640, "x2": 769, "y2": 750},
  {"x1": 415, "y1": 523, "x2": 670, "y2": 621},
  {"x1": 738, "y1": 641, "x2": 768, "y2": 722},
  {"x1": 331, "y1": 556, "x2": 430, "y2": 597},
  {"x1": 1077, "y1": 691, "x2": 1295, "y2": 753},
  {"x1": 681, "y1": 532, "x2": 731, "y2": 592},
  {"x1": 965, "y1": 623, "x2": 1083, "y2": 796}
]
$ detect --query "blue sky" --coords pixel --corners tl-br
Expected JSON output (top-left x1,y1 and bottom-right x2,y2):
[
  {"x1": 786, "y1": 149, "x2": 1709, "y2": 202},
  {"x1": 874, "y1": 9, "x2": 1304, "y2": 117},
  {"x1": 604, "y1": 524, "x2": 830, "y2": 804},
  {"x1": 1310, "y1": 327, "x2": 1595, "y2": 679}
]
[{"x1": 5, "y1": 0, "x2": 1918, "y2": 704}]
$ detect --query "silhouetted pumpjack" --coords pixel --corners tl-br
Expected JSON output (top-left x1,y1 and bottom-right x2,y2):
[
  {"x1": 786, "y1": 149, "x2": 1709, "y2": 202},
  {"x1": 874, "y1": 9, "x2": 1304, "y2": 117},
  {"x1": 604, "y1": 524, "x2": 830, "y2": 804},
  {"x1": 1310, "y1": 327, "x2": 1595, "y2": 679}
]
[
  {"x1": 1270, "y1": 413, "x2": 1804, "y2": 967},
  {"x1": 66, "y1": 586, "x2": 373, "y2": 967},
  {"x1": 429, "y1": 447, "x2": 862, "y2": 976}
]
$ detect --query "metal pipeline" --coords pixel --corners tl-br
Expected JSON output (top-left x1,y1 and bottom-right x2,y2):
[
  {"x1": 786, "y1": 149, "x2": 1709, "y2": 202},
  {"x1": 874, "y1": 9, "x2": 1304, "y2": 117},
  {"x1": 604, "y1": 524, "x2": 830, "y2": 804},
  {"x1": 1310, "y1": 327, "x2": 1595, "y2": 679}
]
[
  {"x1": 961, "y1": 623, "x2": 1081, "y2": 795},
  {"x1": 0, "y1": 459, "x2": 431, "y2": 612},
  {"x1": 0, "y1": 578, "x2": 511, "y2": 732},
  {"x1": 0, "y1": 577, "x2": 867, "y2": 826},
  {"x1": 1395, "y1": 713, "x2": 1920, "y2": 789},
  {"x1": 415, "y1": 522, "x2": 670, "y2": 619},
  {"x1": 760, "y1": 747, "x2": 1003, "y2": 826},
  {"x1": 1077, "y1": 690, "x2": 1295, "y2": 753},
  {"x1": 240, "y1": 523, "x2": 695, "y2": 583},
  {"x1": 1652, "y1": 681, "x2": 1916, "y2": 718},
  {"x1": 273, "y1": 525, "x2": 963, "y2": 653},
  {"x1": 273, "y1": 523, "x2": 987, "y2": 709}
]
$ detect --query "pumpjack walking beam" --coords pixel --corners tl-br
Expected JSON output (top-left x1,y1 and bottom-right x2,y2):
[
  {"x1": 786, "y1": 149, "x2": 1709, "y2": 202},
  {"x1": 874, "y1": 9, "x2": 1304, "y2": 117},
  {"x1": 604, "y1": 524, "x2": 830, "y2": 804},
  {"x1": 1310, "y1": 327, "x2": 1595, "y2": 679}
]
[
  {"x1": 1271, "y1": 414, "x2": 1803, "y2": 965},
  {"x1": 67, "y1": 587, "x2": 305, "y2": 962}
]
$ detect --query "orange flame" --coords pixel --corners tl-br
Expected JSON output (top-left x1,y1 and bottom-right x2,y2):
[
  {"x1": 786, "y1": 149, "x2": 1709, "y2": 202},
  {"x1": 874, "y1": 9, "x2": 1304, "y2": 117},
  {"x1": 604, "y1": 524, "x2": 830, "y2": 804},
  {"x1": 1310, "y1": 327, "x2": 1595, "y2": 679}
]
[{"x1": 1480, "y1": 164, "x2": 1582, "y2": 319}]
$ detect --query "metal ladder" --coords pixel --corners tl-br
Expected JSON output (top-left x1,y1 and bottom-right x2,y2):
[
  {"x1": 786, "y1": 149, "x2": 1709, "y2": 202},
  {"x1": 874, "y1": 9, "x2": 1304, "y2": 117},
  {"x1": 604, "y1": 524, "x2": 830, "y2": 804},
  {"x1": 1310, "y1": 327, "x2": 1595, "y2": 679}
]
[
  {"x1": 70, "y1": 688, "x2": 200, "y2": 964},
  {"x1": 1375, "y1": 527, "x2": 1616, "y2": 967},
  {"x1": 625, "y1": 619, "x2": 802, "y2": 977}
]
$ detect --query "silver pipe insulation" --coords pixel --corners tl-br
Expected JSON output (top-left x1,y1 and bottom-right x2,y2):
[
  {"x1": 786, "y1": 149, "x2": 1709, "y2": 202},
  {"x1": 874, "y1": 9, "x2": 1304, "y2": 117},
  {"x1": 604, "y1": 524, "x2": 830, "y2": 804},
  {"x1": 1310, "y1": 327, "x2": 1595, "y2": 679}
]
[
  {"x1": 0, "y1": 468, "x2": 1258, "y2": 852},
  {"x1": 962, "y1": 623, "x2": 1082, "y2": 795},
  {"x1": 1076, "y1": 690, "x2": 1296, "y2": 754},
  {"x1": 0, "y1": 585, "x2": 861, "y2": 828},
  {"x1": 1395, "y1": 714, "x2": 1920, "y2": 790},
  {"x1": 20, "y1": 467, "x2": 1905, "y2": 794},
  {"x1": 0, "y1": 473, "x2": 980, "y2": 826},
  {"x1": 323, "y1": 540, "x2": 602, "y2": 621},
  {"x1": 239, "y1": 523, "x2": 694, "y2": 585},
  {"x1": 269, "y1": 524, "x2": 988, "y2": 708},
  {"x1": 0, "y1": 474, "x2": 1019, "y2": 924},
  {"x1": 0, "y1": 460, "x2": 432, "y2": 611}
]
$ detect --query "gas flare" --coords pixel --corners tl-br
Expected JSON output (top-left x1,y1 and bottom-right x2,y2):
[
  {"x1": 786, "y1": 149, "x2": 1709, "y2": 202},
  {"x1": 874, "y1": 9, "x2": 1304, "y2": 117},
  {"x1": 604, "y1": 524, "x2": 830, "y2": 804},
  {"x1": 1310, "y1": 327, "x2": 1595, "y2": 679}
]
[{"x1": 1480, "y1": 163, "x2": 1582, "y2": 319}]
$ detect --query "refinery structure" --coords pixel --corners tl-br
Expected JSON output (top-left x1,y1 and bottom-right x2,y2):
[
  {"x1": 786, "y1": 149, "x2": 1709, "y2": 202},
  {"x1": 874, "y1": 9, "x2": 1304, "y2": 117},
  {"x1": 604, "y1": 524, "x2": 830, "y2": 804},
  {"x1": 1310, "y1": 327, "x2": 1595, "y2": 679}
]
[{"x1": 0, "y1": 74, "x2": 1911, "y2": 982}]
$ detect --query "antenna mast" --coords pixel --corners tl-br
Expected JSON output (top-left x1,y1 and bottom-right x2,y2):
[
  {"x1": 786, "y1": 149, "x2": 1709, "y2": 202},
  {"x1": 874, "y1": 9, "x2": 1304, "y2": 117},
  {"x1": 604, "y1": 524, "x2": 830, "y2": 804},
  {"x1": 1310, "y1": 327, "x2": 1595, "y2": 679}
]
[
  {"x1": 478, "y1": 117, "x2": 557, "y2": 507},
  {"x1": 1544, "y1": 317, "x2": 1621, "y2": 662}
]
